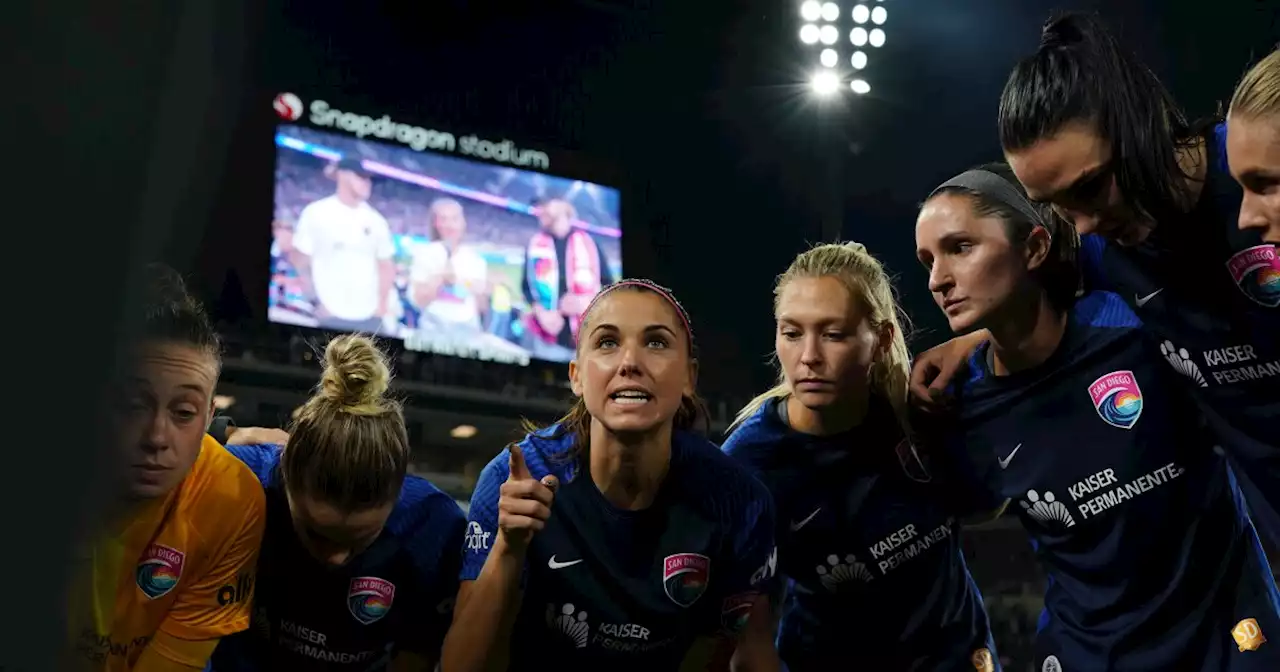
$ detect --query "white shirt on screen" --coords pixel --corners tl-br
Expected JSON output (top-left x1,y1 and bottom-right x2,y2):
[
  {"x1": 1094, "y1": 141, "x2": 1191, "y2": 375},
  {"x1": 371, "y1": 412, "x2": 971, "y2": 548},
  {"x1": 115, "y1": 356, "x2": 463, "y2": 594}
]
[
  {"x1": 411, "y1": 241, "x2": 488, "y2": 327},
  {"x1": 292, "y1": 195, "x2": 395, "y2": 322}
]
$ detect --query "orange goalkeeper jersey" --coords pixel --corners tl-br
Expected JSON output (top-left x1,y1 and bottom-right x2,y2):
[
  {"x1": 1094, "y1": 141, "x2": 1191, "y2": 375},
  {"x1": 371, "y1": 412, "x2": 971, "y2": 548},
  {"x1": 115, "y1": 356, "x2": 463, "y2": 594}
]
[{"x1": 67, "y1": 435, "x2": 266, "y2": 670}]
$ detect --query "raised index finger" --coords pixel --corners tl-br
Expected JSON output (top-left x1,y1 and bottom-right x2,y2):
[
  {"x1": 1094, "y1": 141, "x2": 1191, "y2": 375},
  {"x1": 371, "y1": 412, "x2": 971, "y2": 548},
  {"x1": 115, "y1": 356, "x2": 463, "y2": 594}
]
[{"x1": 508, "y1": 444, "x2": 533, "y2": 481}]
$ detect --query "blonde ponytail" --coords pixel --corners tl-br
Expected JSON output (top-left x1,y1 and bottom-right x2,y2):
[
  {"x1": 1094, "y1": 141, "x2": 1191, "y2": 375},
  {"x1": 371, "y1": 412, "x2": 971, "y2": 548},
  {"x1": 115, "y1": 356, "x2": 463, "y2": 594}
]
[
  {"x1": 283, "y1": 334, "x2": 410, "y2": 510},
  {"x1": 732, "y1": 242, "x2": 914, "y2": 434}
]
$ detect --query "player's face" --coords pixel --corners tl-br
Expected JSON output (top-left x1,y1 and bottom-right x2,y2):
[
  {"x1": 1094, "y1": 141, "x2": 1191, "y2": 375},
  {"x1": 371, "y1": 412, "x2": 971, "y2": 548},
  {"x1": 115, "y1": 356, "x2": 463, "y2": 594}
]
[
  {"x1": 775, "y1": 276, "x2": 884, "y2": 410},
  {"x1": 114, "y1": 342, "x2": 218, "y2": 499},
  {"x1": 916, "y1": 193, "x2": 1037, "y2": 334},
  {"x1": 434, "y1": 204, "x2": 467, "y2": 244},
  {"x1": 338, "y1": 170, "x2": 373, "y2": 201},
  {"x1": 286, "y1": 493, "x2": 394, "y2": 567},
  {"x1": 1006, "y1": 121, "x2": 1139, "y2": 245},
  {"x1": 1227, "y1": 113, "x2": 1280, "y2": 245},
  {"x1": 570, "y1": 290, "x2": 694, "y2": 437}
]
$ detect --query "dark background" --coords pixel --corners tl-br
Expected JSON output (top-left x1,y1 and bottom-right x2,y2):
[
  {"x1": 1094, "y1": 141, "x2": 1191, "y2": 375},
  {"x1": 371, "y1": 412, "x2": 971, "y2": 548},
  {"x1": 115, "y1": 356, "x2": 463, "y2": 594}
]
[
  {"x1": 7, "y1": 1, "x2": 1275, "y2": 668},
  {"x1": 196, "y1": 0, "x2": 1277, "y2": 397}
]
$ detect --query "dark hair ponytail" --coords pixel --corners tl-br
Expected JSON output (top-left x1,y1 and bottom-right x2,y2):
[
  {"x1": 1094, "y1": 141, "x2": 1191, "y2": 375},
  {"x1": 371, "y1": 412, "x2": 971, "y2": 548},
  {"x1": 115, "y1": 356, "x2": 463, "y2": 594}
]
[{"x1": 998, "y1": 12, "x2": 1199, "y2": 227}]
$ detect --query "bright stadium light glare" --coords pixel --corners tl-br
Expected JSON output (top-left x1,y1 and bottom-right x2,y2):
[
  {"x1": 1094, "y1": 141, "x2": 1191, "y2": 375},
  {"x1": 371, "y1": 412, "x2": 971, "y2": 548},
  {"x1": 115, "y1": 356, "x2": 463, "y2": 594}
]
[
  {"x1": 812, "y1": 70, "x2": 840, "y2": 95},
  {"x1": 820, "y1": 2, "x2": 840, "y2": 22},
  {"x1": 871, "y1": 6, "x2": 887, "y2": 25},
  {"x1": 851, "y1": 50, "x2": 867, "y2": 69},
  {"x1": 850, "y1": 27, "x2": 868, "y2": 46},
  {"x1": 852, "y1": 5, "x2": 870, "y2": 24},
  {"x1": 800, "y1": 0, "x2": 822, "y2": 22},
  {"x1": 851, "y1": 79, "x2": 871, "y2": 95},
  {"x1": 820, "y1": 24, "x2": 839, "y2": 45},
  {"x1": 820, "y1": 48, "x2": 838, "y2": 68},
  {"x1": 800, "y1": 24, "x2": 820, "y2": 44},
  {"x1": 869, "y1": 28, "x2": 885, "y2": 47}
]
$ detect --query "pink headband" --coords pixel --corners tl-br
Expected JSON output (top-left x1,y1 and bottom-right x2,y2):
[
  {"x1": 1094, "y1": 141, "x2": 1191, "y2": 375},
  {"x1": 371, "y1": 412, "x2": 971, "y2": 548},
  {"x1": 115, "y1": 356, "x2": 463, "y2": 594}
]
[{"x1": 577, "y1": 279, "x2": 695, "y2": 351}]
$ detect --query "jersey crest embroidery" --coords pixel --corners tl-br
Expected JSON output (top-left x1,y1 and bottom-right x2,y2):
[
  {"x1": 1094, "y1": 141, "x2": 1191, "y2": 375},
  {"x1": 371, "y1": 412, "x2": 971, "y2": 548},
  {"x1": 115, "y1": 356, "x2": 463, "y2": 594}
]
[
  {"x1": 347, "y1": 576, "x2": 395, "y2": 625},
  {"x1": 662, "y1": 553, "x2": 710, "y2": 608},
  {"x1": 136, "y1": 543, "x2": 185, "y2": 599},
  {"x1": 1087, "y1": 370, "x2": 1144, "y2": 430},
  {"x1": 1226, "y1": 245, "x2": 1280, "y2": 308}
]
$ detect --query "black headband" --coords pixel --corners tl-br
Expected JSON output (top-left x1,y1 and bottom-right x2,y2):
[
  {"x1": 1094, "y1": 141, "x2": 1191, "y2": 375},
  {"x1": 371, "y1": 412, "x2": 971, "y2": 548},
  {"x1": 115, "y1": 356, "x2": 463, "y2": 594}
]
[{"x1": 928, "y1": 169, "x2": 1046, "y2": 228}]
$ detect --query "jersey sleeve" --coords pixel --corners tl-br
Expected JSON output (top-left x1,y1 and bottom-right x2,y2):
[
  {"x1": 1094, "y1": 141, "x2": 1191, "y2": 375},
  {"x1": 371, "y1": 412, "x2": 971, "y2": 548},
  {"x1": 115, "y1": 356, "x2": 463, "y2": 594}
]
[
  {"x1": 460, "y1": 451, "x2": 510, "y2": 581},
  {"x1": 291, "y1": 204, "x2": 317, "y2": 256},
  {"x1": 157, "y1": 481, "x2": 266, "y2": 652},
  {"x1": 397, "y1": 497, "x2": 467, "y2": 656},
  {"x1": 715, "y1": 482, "x2": 777, "y2": 638},
  {"x1": 221, "y1": 443, "x2": 279, "y2": 485},
  {"x1": 1078, "y1": 233, "x2": 1110, "y2": 292}
]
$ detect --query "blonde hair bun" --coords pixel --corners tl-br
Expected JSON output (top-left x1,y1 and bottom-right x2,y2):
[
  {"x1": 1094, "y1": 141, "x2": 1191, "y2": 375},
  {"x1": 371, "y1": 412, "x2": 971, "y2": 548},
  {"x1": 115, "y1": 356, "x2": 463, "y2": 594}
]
[{"x1": 318, "y1": 334, "x2": 393, "y2": 415}]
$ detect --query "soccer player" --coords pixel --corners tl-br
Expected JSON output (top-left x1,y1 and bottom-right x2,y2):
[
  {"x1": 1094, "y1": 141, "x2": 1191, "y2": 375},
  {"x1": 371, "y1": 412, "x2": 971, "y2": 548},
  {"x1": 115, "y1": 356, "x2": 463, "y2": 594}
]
[
  {"x1": 910, "y1": 12, "x2": 1280, "y2": 559},
  {"x1": 441, "y1": 279, "x2": 777, "y2": 671},
  {"x1": 1228, "y1": 47, "x2": 1280, "y2": 245},
  {"x1": 291, "y1": 157, "x2": 396, "y2": 333},
  {"x1": 210, "y1": 334, "x2": 466, "y2": 671},
  {"x1": 721, "y1": 243, "x2": 1000, "y2": 671},
  {"x1": 66, "y1": 264, "x2": 266, "y2": 671},
  {"x1": 915, "y1": 163, "x2": 1280, "y2": 670}
]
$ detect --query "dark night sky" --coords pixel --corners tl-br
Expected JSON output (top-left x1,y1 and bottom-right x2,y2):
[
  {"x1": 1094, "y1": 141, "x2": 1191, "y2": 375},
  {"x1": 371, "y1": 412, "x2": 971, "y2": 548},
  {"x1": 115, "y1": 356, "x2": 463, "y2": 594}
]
[{"x1": 200, "y1": 0, "x2": 1277, "y2": 396}]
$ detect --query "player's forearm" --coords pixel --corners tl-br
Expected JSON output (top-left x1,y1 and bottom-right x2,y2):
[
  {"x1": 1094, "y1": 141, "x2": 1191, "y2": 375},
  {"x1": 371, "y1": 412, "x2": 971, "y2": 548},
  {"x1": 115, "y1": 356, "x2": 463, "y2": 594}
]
[{"x1": 441, "y1": 541, "x2": 524, "y2": 672}]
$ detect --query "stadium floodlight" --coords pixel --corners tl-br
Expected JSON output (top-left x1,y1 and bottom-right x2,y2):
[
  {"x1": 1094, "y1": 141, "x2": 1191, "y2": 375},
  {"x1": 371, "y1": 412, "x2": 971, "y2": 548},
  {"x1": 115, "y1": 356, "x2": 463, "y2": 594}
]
[
  {"x1": 820, "y1": 48, "x2": 838, "y2": 68},
  {"x1": 869, "y1": 28, "x2": 885, "y2": 47},
  {"x1": 800, "y1": 24, "x2": 820, "y2": 44},
  {"x1": 819, "y1": 24, "x2": 839, "y2": 45},
  {"x1": 851, "y1": 79, "x2": 871, "y2": 95},
  {"x1": 871, "y1": 6, "x2": 887, "y2": 25},
  {"x1": 852, "y1": 4, "x2": 870, "y2": 24},
  {"x1": 812, "y1": 70, "x2": 840, "y2": 95},
  {"x1": 800, "y1": 1, "x2": 822, "y2": 22},
  {"x1": 820, "y1": 2, "x2": 840, "y2": 22},
  {"x1": 851, "y1": 50, "x2": 867, "y2": 69},
  {"x1": 850, "y1": 27, "x2": 868, "y2": 46}
]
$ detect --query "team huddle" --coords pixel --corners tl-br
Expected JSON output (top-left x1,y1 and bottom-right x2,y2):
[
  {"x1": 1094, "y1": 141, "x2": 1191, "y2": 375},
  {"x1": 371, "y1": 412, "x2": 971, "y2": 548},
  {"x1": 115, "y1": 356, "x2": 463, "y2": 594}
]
[{"x1": 72, "y1": 14, "x2": 1279, "y2": 672}]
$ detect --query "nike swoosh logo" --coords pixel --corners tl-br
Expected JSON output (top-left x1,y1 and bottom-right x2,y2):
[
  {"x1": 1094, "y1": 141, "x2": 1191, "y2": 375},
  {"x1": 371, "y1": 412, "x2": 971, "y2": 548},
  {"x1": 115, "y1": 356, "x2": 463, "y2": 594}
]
[
  {"x1": 1134, "y1": 288, "x2": 1163, "y2": 308},
  {"x1": 789, "y1": 508, "x2": 822, "y2": 532},
  {"x1": 997, "y1": 444, "x2": 1022, "y2": 470},
  {"x1": 548, "y1": 555, "x2": 583, "y2": 570}
]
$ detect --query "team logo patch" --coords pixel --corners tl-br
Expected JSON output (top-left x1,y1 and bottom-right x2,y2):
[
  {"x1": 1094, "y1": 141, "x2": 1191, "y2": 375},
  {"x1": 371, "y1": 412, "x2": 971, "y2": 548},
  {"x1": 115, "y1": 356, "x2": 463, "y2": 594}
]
[
  {"x1": 720, "y1": 592, "x2": 756, "y2": 635},
  {"x1": 347, "y1": 576, "x2": 395, "y2": 625},
  {"x1": 1226, "y1": 245, "x2": 1280, "y2": 308},
  {"x1": 662, "y1": 553, "x2": 710, "y2": 607},
  {"x1": 1087, "y1": 370, "x2": 1144, "y2": 430},
  {"x1": 1232, "y1": 617, "x2": 1267, "y2": 652},
  {"x1": 136, "y1": 543, "x2": 185, "y2": 599}
]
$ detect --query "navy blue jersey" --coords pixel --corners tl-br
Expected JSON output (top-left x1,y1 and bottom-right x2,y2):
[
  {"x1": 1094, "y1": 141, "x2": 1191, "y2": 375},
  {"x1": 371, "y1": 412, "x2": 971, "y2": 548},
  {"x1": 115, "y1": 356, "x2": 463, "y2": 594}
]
[
  {"x1": 1079, "y1": 122, "x2": 1280, "y2": 549},
  {"x1": 461, "y1": 426, "x2": 776, "y2": 671},
  {"x1": 211, "y1": 444, "x2": 467, "y2": 671},
  {"x1": 722, "y1": 394, "x2": 999, "y2": 672},
  {"x1": 949, "y1": 291, "x2": 1280, "y2": 671}
]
